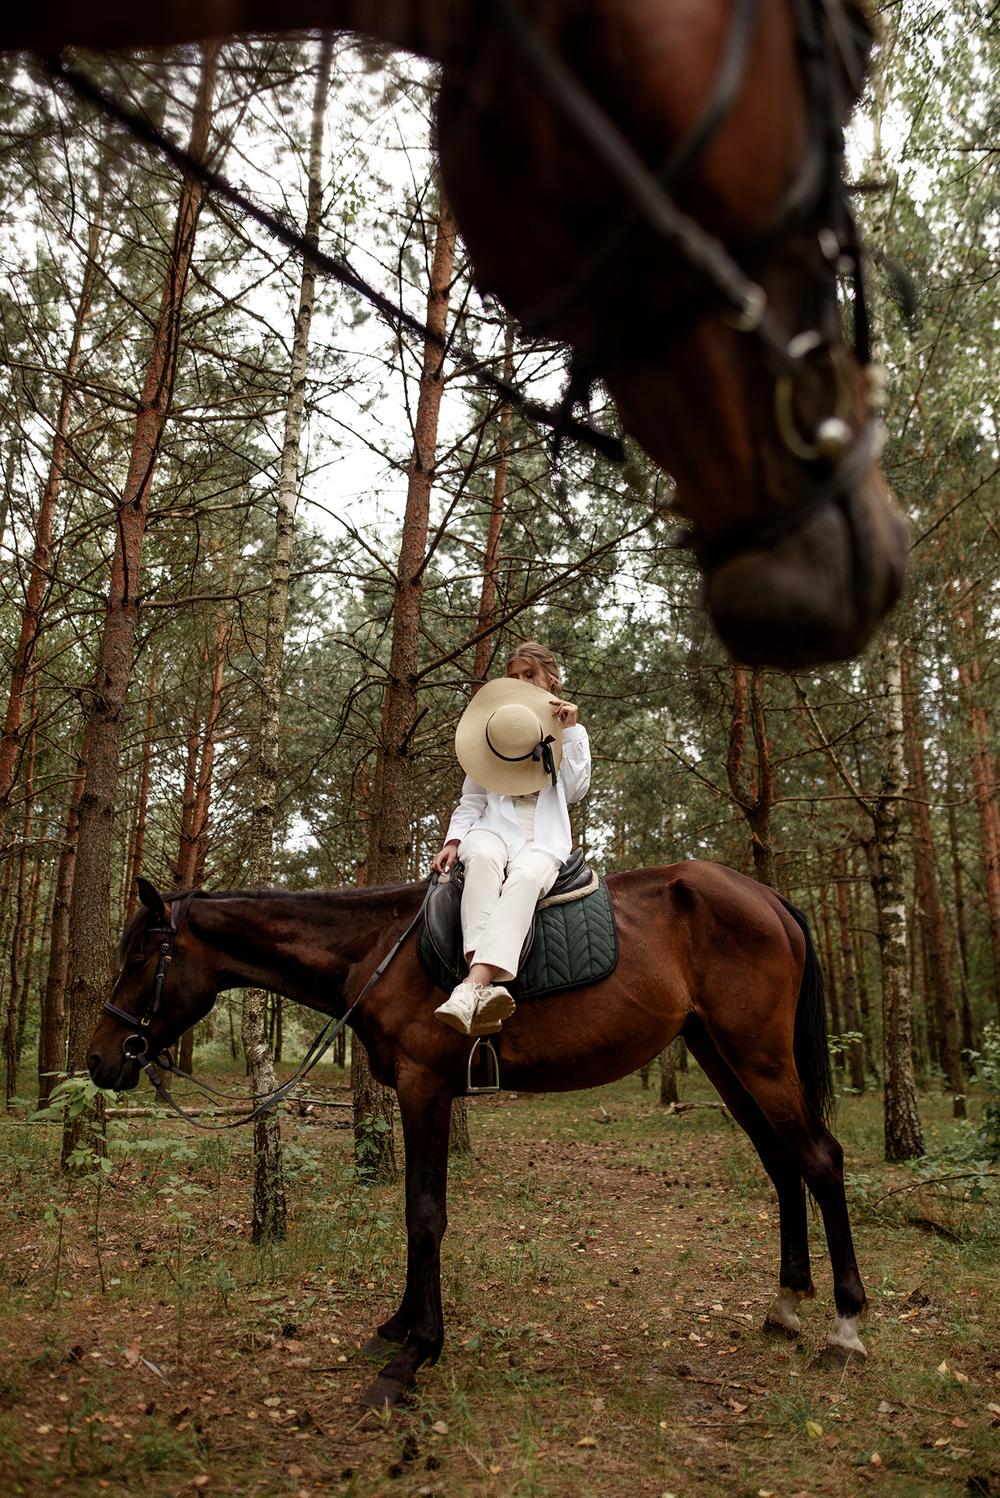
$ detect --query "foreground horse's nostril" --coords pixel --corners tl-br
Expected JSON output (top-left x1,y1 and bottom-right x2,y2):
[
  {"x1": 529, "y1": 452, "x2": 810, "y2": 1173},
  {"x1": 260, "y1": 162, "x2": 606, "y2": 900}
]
[{"x1": 87, "y1": 1053, "x2": 102, "y2": 1079}]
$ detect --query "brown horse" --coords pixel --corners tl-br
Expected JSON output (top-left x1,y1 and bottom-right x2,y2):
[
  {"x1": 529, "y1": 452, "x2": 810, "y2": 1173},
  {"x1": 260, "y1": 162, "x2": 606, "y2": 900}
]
[
  {"x1": 87, "y1": 861, "x2": 867, "y2": 1408},
  {"x1": 7, "y1": 1, "x2": 907, "y2": 668}
]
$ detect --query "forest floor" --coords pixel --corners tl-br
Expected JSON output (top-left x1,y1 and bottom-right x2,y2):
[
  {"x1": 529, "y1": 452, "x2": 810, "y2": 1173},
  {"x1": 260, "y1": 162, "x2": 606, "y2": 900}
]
[{"x1": 1, "y1": 1059, "x2": 998, "y2": 1498}]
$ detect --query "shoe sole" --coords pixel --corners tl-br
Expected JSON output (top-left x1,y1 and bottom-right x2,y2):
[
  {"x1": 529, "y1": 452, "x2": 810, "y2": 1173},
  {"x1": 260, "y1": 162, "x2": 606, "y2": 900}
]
[{"x1": 435, "y1": 1010, "x2": 502, "y2": 1037}]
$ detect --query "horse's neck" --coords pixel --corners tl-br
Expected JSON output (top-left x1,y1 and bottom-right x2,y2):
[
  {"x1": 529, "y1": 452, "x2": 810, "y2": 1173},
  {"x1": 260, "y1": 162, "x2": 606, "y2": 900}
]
[
  {"x1": 326, "y1": 1, "x2": 471, "y2": 59},
  {"x1": 187, "y1": 886, "x2": 423, "y2": 1011},
  {"x1": 6, "y1": 2, "x2": 474, "y2": 57}
]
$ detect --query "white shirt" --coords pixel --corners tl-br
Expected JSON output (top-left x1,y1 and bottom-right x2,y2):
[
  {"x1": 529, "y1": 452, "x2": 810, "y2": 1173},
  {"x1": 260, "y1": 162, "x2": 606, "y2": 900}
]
[{"x1": 444, "y1": 724, "x2": 591, "y2": 864}]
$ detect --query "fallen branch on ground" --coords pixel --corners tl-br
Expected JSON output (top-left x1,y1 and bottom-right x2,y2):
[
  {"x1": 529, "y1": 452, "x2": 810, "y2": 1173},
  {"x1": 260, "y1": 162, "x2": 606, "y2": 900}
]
[{"x1": 869, "y1": 1171, "x2": 998, "y2": 1208}]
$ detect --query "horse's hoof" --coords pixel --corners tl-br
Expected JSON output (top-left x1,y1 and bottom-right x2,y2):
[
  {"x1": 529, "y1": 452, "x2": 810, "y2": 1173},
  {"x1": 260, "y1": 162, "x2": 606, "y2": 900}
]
[
  {"x1": 360, "y1": 1334, "x2": 403, "y2": 1360},
  {"x1": 359, "y1": 1374, "x2": 412, "y2": 1411},
  {"x1": 825, "y1": 1314, "x2": 868, "y2": 1361},
  {"x1": 763, "y1": 1288, "x2": 805, "y2": 1338},
  {"x1": 811, "y1": 1342, "x2": 863, "y2": 1371}
]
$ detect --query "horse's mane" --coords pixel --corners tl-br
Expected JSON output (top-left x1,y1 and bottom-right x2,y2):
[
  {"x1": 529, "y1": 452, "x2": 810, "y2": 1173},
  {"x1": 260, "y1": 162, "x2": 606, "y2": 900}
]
[
  {"x1": 118, "y1": 880, "x2": 428, "y2": 961},
  {"x1": 840, "y1": 1, "x2": 877, "y2": 100}
]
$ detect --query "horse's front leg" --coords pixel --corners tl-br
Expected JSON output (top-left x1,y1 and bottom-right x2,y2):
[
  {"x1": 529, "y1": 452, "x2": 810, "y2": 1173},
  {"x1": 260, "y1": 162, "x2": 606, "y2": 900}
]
[{"x1": 360, "y1": 1069, "x2": 454, "y2": 1409}]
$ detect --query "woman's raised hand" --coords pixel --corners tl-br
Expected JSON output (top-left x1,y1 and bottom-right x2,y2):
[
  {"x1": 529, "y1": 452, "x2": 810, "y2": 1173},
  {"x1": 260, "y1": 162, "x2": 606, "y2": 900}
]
[{"x1": 549, "y1": 698, "x2": 579, "y2": 727}]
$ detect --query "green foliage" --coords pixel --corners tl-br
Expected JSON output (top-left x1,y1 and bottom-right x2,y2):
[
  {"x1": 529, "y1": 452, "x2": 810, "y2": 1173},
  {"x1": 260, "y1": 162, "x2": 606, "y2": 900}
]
[
  {"x1": 352, "y1": 1112, "x2": 394, "y2": 1185},
  {"x1": 828, "y1": 1031, "x2": 864, "y2": 1059},
  {"x1": 965, "y1": 1024, "x2": 1000, "y2": 1162}
]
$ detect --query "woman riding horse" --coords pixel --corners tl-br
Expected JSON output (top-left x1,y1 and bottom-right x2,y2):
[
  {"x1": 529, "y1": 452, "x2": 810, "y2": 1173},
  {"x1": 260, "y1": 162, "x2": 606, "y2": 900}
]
[{"x1": 432, "y1": 641, "x2": 591, "y2": 1036}]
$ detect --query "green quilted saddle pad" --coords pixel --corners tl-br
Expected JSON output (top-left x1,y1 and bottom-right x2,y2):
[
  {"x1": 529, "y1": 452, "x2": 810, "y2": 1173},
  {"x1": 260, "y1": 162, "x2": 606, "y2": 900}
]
[{"x1": 418, "y1": 877, "x2": 618, "y2": 1000}]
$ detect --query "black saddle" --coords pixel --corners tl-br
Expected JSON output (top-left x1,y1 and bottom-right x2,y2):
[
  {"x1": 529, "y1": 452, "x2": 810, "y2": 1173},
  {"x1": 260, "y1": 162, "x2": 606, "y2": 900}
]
[{"x1": 423, "y1": 847, "x2": 595, "y2": 984}]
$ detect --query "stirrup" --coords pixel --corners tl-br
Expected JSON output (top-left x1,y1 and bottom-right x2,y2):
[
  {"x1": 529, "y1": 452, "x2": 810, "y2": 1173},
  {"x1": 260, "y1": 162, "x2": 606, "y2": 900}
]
[{"x1": 466, "y1": 1036, "x2": 500, "y2": 1095}]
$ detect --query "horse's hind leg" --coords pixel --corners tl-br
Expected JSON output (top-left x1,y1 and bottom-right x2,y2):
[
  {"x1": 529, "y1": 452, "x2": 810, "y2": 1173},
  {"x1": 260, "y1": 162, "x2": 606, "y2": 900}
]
[
  {"x1": 708, "y1": 1025, "x2": 867, "y2": 1357},
  {"x1": 684, "y1": 1019, "x2": 814, "y2": 1337}
]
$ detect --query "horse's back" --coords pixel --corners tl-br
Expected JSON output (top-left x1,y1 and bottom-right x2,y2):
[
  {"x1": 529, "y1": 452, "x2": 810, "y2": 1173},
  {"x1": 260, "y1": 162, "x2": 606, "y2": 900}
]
[{"x1": 606, "y1": 859, "x2": 804, "y2": 966}]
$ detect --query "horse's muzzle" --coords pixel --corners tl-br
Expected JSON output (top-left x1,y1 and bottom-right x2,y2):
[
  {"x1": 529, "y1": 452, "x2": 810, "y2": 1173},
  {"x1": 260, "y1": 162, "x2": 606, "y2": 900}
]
[
  {"x1": 87, "y1": 1049, "x2": 142, "y2": 1093},
  {"x1": 703, "y1": 474, "x2": 908, "y2": 668}
]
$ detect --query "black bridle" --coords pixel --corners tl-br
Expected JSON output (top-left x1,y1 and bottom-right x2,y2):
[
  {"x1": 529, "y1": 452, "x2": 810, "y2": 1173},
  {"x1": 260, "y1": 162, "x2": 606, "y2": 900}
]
[
  {"x1": 485, "y1": 0, "x2": 887, "y2": 572},
  {"x1": 104, "y1": 904, "x2": 181, "y2": 1062}
]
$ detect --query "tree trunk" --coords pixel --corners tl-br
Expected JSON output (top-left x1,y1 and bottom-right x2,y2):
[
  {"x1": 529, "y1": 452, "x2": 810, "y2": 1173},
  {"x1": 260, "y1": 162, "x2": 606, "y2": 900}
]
[
  {"x1": 944, "y1": 764, "x2": 976, "y2": 1057},
  {"x1": 832, "y1": 844, "x2": 864, "y2": 1092},
  {"x1": 817, "y1": 880, "x2": 843, "y2": 1054},
  {"x1": 0, "y1": 197, "x2": 102, "y2": 855},
  {"x1": 16, "y1": 850, "x2": 43, "y2": 1070},
  {"x1": 126, "y1": 667, "x2": 156, "y2": 919},
  {"x1": 38, "y1": 748, "x2": 86, "y2": 1106},
  {"x1": 243, "y1": 36, "x2": 332, "y2": 1239},
  {"x1": 659, "y1": 1042, "x2": 679, "y2": 1105},
  {"x1": 901, "y1": 651, "x2": 965, "y2": 1116},
  {"x1": 726, "y1": 667, "x2": 776, "y2": 888},
  {"x1": 871, "y1": 639, "x2": 924, "y2": 1162},
  {"x1": 948, "y1": 539, "x2": 1000, "y2": 1021},
  {"x1": 359, "y1": 188, "x2": 458, "y2": 1183},
  {"x1": 471, "y1": 319, "x2": 515, "y2": 687},
  {"x1": 849, "y1": 843, "x2": 879, "y2": 1084},
  {"x1": 61, "y1": 44, "x2": 219, "y2": 1168},
  {"x1": 175, "y1": 666, "x2": 204, "y2": 887},
  {"x1": 4, "y1": 709, "x2": 37, "y2": 1102},
  {"x1": 176, "y1": 613, "x2": 228, "y2": 1074},
  {"x1": 192, "y1": 599, "x2": 230, "y2": 886}
]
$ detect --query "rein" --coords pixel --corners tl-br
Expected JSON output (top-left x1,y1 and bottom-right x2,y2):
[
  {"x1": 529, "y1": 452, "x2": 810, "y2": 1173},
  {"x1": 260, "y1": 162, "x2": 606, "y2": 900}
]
[
  {"x1": 102, "y1": 884, "x2": 435, "y2": 1131},
  {"x1": 44, "y1": 56, "x2": 623, "y2": 469}
]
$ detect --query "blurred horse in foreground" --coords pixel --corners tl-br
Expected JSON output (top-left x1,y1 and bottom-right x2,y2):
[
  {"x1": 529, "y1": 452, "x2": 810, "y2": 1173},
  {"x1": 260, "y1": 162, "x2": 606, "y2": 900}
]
[{"x1": 5, "y1": 1, "x2": 907, "y2": 665}]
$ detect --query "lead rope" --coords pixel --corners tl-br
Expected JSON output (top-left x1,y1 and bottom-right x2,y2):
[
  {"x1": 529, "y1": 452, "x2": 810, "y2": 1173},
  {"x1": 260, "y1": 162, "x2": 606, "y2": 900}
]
[
  {"x1": 44, "y1": 57, "x2": 623, "y2": 468},
  {"x1": 137, "y1": 883, "x2": 437, "y2": 1132}
]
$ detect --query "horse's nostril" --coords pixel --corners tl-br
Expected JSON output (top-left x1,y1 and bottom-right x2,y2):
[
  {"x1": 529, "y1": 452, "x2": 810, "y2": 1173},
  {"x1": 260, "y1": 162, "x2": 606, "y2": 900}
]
[{"x1": 87, "y1": 1053, "x2": 101, "y2": 1079}]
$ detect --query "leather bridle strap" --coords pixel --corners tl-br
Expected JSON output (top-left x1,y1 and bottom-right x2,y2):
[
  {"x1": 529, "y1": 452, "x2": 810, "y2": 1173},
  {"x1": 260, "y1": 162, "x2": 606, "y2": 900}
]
[
  {"x1": 517, "y1": 0, "x2": 762, "y2": 338},
  {"x1": 485, "y1": 0, "x2": 792, "y2": 365},
  {"x1": 104, "y1": 902, "x2": 181, "y2": 1059}
]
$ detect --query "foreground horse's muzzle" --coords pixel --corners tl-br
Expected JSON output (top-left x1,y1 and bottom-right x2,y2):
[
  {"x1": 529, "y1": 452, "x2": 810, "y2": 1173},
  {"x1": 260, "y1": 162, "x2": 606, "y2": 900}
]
[
  {"x1": 703, "y1": 469, "x2": 909, "y2": 668},
  {"x1": 87, "y1": 1013, "x2": 157, "y2": 1092},
  {"x1": 87, "y1": 1048, "x2": 143, "y2": 1093}
]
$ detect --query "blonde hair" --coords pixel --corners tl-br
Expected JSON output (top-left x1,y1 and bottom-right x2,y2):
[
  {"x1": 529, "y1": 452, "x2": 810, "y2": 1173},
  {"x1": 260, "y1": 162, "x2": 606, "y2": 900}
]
[{"x1": 505, "y1": 640, "x2": 561, "y2": 692}]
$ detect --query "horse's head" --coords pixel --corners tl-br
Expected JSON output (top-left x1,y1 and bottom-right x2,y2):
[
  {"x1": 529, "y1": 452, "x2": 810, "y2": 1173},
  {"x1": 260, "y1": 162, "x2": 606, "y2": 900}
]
[
  {"x1": 437, "y1": 0, "x2": 907, "y2": 667},
  {"x1": 87, "y1": 879, "x2": 216, "y2": 1091}
]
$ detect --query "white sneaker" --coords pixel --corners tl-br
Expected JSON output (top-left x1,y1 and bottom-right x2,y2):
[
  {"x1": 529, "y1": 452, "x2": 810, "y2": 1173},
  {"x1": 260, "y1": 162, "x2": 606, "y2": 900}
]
[{"x1": 434, "y1": 980, "x2": 515, "y2": 1036}]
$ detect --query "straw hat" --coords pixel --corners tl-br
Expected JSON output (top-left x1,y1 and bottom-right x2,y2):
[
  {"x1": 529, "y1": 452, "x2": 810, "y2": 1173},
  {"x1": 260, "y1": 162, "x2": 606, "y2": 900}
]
[{"x1": 454, "y1": 677, "x2": 563, "y2": 794}]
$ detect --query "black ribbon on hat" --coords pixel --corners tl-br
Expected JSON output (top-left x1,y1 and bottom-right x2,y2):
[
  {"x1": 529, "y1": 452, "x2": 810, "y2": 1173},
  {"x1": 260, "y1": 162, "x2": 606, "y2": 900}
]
[{"x1": 485, "y1": 718, "x2": 558, "y2": 786}]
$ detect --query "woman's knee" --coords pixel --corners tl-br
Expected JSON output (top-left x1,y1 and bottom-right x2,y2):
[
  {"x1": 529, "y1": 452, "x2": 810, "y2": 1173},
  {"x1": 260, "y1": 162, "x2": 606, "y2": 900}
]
[
  {"x1": 503, "y1": 864, "x2": 551, "y2": 901},
  {"x1": 463, "y1": 849, "x2": 505, "y2": 881}
]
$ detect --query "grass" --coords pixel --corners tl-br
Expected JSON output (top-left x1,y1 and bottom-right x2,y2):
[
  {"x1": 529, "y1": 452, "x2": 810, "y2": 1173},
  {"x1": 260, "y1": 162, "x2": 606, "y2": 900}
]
[{"x1": 0, "y1": 1058, "x2": 998, "y2": 1496}]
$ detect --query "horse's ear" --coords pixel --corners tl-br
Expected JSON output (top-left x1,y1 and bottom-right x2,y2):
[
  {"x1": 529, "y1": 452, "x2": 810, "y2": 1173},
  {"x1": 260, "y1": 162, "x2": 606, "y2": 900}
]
[{"x1": 137, "y1": 878, "x2": 167, "y2": 923}]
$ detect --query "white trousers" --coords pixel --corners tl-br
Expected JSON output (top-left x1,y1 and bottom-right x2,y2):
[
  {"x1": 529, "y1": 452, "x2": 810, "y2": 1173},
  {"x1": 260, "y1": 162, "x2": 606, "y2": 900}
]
[{"x1": 459, "y1": 828, "x2": 559, "y2": 982}]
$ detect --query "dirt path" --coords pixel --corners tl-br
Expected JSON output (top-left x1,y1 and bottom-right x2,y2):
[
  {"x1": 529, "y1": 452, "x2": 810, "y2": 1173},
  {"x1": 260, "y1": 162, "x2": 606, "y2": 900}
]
[{"x1": 1, "y1": 1074, "x2": 997, "y2": 1496}]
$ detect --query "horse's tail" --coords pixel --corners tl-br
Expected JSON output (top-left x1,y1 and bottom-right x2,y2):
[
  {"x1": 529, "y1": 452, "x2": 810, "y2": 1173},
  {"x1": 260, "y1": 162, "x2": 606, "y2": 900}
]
[{"x1": 779, "y1": 897, "x2": 833, "y2": 1126}]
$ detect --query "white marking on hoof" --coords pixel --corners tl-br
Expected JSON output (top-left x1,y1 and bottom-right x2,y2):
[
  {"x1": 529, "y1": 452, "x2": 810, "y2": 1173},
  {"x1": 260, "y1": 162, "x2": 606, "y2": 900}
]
[
  {"x1": 765, "y1": 1287, "x2": 805, "y2": 1335},
  {"x1": 827, "y1": 1313, "x2": 867, "y2": 1358}
]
